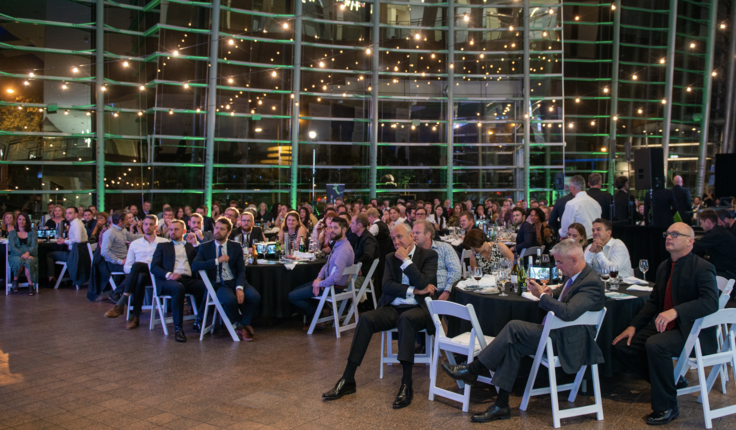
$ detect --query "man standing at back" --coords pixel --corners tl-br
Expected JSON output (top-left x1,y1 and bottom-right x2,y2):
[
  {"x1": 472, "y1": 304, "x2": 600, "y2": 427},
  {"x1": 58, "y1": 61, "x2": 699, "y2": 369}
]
[
  {"x1": 671, "y1": 175, "x2": 693, "y2": 225},
  {"x1": 559, "y1": 175, "x2": 602, "y2": 240},
  {"x1": 586, "y1": 173, "x2": 613, "y2": 220}
]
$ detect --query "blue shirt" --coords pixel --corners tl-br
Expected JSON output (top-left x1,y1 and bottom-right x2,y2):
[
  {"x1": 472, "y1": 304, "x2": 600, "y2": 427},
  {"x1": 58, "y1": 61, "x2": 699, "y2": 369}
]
[{"x1": 317, "y1": 237, "x2": 355, "y2": 287}]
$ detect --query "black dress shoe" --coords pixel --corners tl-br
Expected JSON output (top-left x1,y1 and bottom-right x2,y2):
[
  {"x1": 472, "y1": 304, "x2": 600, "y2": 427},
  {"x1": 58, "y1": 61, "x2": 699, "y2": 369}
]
[
  {"x1": 322, "y1": 379, "x2": 356, "y2": 400},
  {"x1": 392, "y1": 384, "x2": 413, "y2": 409},
  {"x1": 471, "y1": 403, "x2": 511, "y2": 423},
  {"x1": 676, "y1": 376, "x2": 688, "y2": 390},
  {"x1": 646, "y1": 407, "x2": 679, "y2": 425},
  {"x1": 441, "y1": 363, "x2": 478, "y2": 384},
  {"x1": 192, "y1": 320, "x2": 202, "y2": 333},
  {"x1": 174, "y1": 329, "x2": 187, "y2": 343}
]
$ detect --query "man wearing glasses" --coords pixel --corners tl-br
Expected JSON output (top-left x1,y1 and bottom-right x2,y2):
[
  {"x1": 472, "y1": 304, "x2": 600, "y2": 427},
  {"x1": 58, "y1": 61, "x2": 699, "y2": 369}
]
[{"x1": 612, "y1": 223, "x2": 719, "y2": 426}]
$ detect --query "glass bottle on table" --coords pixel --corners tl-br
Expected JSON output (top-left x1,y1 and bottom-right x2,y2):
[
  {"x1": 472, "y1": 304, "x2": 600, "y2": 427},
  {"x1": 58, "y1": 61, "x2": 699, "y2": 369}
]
[{"x1": 510, "y1": 254, "x2": 519, "y2": 290}]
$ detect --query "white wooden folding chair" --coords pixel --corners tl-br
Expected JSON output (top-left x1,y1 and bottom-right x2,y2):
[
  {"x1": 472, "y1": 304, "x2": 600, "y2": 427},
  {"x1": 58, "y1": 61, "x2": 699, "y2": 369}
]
[
  {"x1": 344, "y1": 259, "x2": 379, "y2": 323},
  {"x1": 425, "y1": 298, "x2": 495, "y2": 412},
  {"x1": 147, "y1": 263, "x2": 199, "y2": 335},
  {"x1": 197, "y1": 270, "x2": 240, "y2": 342},
  {"x1": 673, "y1": 309, "x2": 736, "y2": 429},
  {"x1": 520, "y1": 245, "x2": 545, "y2": 260},
  {"x1": 520, "y1": 309, "x2": 607, "y2": 428},
  {"x1": 460, "y1": 249, "x2": 470, "y2": 278},
  {"x1": 5, "y1": 243, "x2": 38, "y2": 295},
  {"x1": 380, "y1": 328, "x2": 433, "y2": 379},
  {"x1": 715, "y1": 277, "x2": 735, "y2": 392},
  {"x1": 53, "y1": 243, "x2": 73, "y2": 289},
  {"x1": 307, "y1": 263, "x2": 362, "y2": 338}
]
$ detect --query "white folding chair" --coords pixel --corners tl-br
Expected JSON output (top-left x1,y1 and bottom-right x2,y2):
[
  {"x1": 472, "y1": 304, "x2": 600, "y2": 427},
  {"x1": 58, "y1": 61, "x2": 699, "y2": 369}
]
[
  {"x1": 460, "y1": 249, "x2": 470, "y2": 279},
  {"x1": 520, "y1": 245, "x2": 545, "y2": 260},
  {"x1": 5, "y1": 244, "x2": 37, "y2": 295},
  {"x1": 147, "y1": 263, "x2": 199, "y2": 335},
  {"x1": 53, "y1": 242, "x2": 73, "y2": 289},
  {"x1": 380, "y1": 328, "x2": 433, "y2": 379},
  {"x1": 715, "y1": 277, "x2": 735, "y2": 391},
  {"x1": 343, "y1": 259, "x2": 379, "y2": 323},
  {"x1": 673, "y1": 309, "x2": 736, "y2": 429},
  {"x1": 425, "y1": 298, "x2": 495, "y2": 412},
  {"x1": 520, "y1": 309, "x2": 607, "y2": 428},
  {"x1": 307, "y1": 263, "x2": 362, "y2": 338},
  {"x1": 197, "y1": 270, "x2": 240, "y2": 342}
]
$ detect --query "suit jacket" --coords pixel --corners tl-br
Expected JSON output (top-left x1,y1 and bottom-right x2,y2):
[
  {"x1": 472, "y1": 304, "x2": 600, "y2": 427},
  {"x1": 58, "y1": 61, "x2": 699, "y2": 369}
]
[
  {"x1": 354, "y1": 229, "x2": 379, "y2": 272},
  {"x1": 692, "y1": 226, "x2": 736, "y2": 277},
  {"x1": 538, "y1": 264, "x2": 605, "y2": 374},
  {"x1": 150, "y1": 242, "x2": 198, "y2": 292},
  {"x1": 515, "y1": 221, "x2": 537, "y2": 254},
  {"x1": 644, "y1": 188, "x2": 678, "y2": 228},
  {"x1": 192, "y1": 240, "x2": 248, "y2": 289},
  {"x1": 629, "y1": 252, "x2": 719, "y2": 354},
  {"x1": 230, "y1": 226, "x2": 264, "y2": 247},
  {"x1": 549, "y1": 193, "x2": 574, "y2": 231},
  {"x1": 587, "y1": 188, "x2": 614, "y2": 221},
  {"x1": 379, "y1": 246, "x2": 439, "y2": 335},
  {"x1": 346, "y1": 229, "x2": 359, "y2": 249},
  {"x1": 613, "y1": 190, "x2": 637, "y2": 223},
  {"x1": 202, "y1": 216, "x2": 215, "y2": 232},
  {"x1": 672, "y1": 185, "x2": 693, "y2": 224}
]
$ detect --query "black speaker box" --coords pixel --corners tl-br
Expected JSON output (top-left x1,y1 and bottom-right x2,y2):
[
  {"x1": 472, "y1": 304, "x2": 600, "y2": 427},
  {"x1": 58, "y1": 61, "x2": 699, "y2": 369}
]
[
  {"x1": 715, "y1": 153, "x2": 736, "y2": 197},
  {"x1": 634, "y1": 148, "x2": 665, "y2": 190}
]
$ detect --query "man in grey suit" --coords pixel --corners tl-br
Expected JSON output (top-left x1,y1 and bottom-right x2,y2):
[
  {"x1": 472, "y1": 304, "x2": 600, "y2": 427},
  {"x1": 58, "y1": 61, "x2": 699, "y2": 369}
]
[{"x1": 442, "y1": 239, "x2": 605, "y2": 422}]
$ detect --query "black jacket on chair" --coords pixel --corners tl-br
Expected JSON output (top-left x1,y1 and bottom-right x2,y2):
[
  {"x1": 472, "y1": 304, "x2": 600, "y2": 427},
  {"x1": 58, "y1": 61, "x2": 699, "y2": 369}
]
[
  {"x1": 672, "y1": 185, "x2": 693, "y2": 225},
  {"x1": 378, "y1": 246, "x2": 438, "y2": 334},
  {"x1": 629, "y1": 252, "x2": 720, "y2": 354},
  {"x1": 538, "y1": 264, "x2": 606, "y2": 374},
  {"x1": 587, "y1": 188, "x2": 614, "y2": 221},
  {"x1": 192, "y1": 240, "x2": 248, "y2": 288},
  {"x1": 150, "y1": 242, "x2": 198, "y2": 292},
  {"x1": 354, "y1": 229, "x2": 379, "y2": 273}
]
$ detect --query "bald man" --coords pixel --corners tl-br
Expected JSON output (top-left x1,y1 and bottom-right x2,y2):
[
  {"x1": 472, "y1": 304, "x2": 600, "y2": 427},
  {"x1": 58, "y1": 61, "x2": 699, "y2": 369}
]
[
  {"x1": 671, "y1": 175, "x2": 693, "y2": 225},
  {"x1": 613, "y1": 222, "x2": 718, "y2": 425}
]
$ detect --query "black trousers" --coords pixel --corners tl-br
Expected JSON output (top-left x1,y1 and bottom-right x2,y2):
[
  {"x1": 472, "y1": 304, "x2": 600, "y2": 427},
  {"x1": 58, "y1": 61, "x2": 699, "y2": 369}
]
[
  {"x1": 125, "y1": 263, "x2": 152, "y2": 317},
  {"x1": 157, "y1": 275, "x2": 206, "y2": 328},
  {"x1": 347, "y1": 305, "x2": 431, "y2": 366},
  {"x1": 476, "y1": 320, "x2": 543, "y2": 393},
  {"x1": 46, "y1": 250, "x2": 69, "y2": 277},
  {"x1": 613, "y1": 324, "x2": 685, "y2": 411}
]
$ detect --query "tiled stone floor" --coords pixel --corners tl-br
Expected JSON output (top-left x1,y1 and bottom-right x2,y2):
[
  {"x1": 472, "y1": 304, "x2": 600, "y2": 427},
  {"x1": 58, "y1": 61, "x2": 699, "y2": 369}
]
[{"x1": 1, "y1": 288, "x2": 735, "y2": 429}]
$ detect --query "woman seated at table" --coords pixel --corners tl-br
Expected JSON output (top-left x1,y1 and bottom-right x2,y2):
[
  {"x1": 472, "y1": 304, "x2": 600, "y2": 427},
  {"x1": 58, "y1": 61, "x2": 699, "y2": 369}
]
[
  {"x1": 274, "y1": 204, "x2": 289, "y2": 228},
  {"x1": 8, "y1": 212, "x2": 38, "y2": 295},
  {"x1": 448, "y1": 203, "x2": 465, "y2": 227},
  {"x1": 463, "y1": 229, "x2": 514, "y2": 274},
  {"x1": 528, "y1": 208, "x2": 555, "y2": 251},
  {"x1": 299, "y1": 206, "x2": 314, "y2": 232},
  {"x1": 1, "y1": 212, "x2": 16, "y2": 237},
  {"x1": 489, "y1": 201, "x2": 500, "y2": 222},
  {"x1": 89, "y1": 212, "x2": 110, "y2": 243},
  {"x1": 175, "y1": 206, "x2": 189, "y2": 225},
  {"x1": 44, "y1": 205, "x2": 65, "y2": 230},
  {"x1": 474, "y1": 204, "x2": 488, "y2": 222},
  {"x1": 278, "y1": 210, "x2": 308, "y2": 251},
  {"x1": 433, "y1": 205, "x2": 448, "y2": 234},
  {"x1": 566, "y1": 222, "x2": 588, "y2": 249}
]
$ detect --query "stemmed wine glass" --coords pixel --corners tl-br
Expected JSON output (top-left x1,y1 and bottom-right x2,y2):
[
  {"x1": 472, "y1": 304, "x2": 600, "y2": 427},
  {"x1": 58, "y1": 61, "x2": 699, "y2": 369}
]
[
  {"x1": 600, "y1": 267, "x2": 610, "y2": 290},
  {"x1": 497, "y1": 267, "x2": 508, "y2": 297},
  {"x1": 639, "y1": 259, "x2": 649, "y2": 281},
  {"x1": 473, "y1": 267, "x2": 483, "y2": 288},
  {"x1": 608, "y1": 264, "x2": 619, "y2": 291},
  {"x1": 541, "y1": 254, "x2": 550, "y2": 265}
]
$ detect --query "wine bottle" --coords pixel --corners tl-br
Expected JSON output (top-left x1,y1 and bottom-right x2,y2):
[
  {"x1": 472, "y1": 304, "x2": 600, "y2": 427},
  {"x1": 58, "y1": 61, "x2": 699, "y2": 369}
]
[
  {"x1": 299, "y1": 236, "x2": 306, "y2": 252},
  {"x1": 517, "y1": 265, "x2": 526, "y2": 296},
  {"x1": 536, "y1": 248, "x2": 542, "y2": 265},
  {"x1": 510, "y1": 254, "x2": 519, "y2": 287}
]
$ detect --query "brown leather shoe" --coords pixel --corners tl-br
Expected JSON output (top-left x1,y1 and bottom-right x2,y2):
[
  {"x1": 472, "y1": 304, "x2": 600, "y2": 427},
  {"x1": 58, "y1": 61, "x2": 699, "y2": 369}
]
[
  {"x1": 244, "y1": 325, "x2": 255, "y2": 339},
  {"x1": 236, "y1": 328, "x2": 252, "y2": 342},
  {"x1": 105, "y1": 305, "x2": 125, "y2": 318},
  {"x1": 125, "y1": 316, "x2": 140, "y2": 330}
]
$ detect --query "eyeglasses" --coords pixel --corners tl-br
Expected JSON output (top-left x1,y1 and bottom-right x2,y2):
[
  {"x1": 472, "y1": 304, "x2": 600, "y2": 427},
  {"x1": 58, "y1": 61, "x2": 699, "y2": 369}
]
[{"x1": 663, "y1": 231, "x2": 693, "y2": 239}]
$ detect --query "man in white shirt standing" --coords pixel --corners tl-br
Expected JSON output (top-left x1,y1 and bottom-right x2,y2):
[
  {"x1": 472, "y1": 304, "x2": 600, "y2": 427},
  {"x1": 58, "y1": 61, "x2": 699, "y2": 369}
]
[
  {"x1": 105, "y1": 215, "x2": 169, "y2": 329},
  {"x1": 47, "y1": 207, "x2": 88, "y2": 284},
  {"x1": 584, "y1": 218, "x2": 634, "y2": 279},
  {"x1": 559, "y1": 175, "x2": 602, "y2": 240}
]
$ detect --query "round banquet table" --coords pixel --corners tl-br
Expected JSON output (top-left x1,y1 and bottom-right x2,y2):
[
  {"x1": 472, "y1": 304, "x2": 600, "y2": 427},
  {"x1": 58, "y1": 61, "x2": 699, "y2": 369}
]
[
  {"x1": 245, "y1": 258, "x2": 326, "y2": 318},
  {"x1": 447, "y1": 282, "x2": 651, "y2": 378}
]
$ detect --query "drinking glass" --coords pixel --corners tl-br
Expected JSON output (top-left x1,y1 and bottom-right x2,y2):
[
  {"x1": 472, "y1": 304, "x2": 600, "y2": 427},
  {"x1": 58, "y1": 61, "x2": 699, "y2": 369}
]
[
  {"x1": 639, "y1": 259, "x2": 649, "y2": 280},
  {"x1": 600, "y1": 267, "x2": 610, "y2": 290},
  {"x1": 541, "y1": 254, "x2": 550, "y2": 265},
  {"x1": 608, "y1": 265, "x2": 619, "y2": 291},
  {"x1": 473, "y1": 267, "x2": 483, "y2": 286},
  {"x1": 497, "y1": 269, "x2": 508, "y2": 297}
]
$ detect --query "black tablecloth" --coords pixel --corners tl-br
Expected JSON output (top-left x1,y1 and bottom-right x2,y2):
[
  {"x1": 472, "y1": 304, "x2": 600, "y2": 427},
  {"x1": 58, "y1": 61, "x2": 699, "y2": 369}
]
[
  {"x1": 246, "y1": 258, "x2": 326, "y2": 318},
  {"x1": 613, "y1": 225, "x2": 667, "y2": 282},
  {"x1": 448, "y1": 282, "x2": 651, "y2": 378}
]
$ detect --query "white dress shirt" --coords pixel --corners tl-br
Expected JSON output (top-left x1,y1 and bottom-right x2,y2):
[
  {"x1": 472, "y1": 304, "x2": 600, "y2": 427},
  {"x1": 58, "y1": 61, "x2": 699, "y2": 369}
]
[
  {"x1": 213, "y1": 241, "x2": 235, "y2": 283},
  {"x1": 166, "y1": 241, "x2": 192, "y2": 278},
  {"x1": 559, "y1": 191, "x2": 602, "y2": 239},
  {"x1": 125, "y1": 236, "x2": 169, "y2": 274},
  {"x1": 391, "y1": 246, "x2": 418, "y2": 306},
  {"x1": 66, "y1": 218, "x2": 88, "y2": 250},
  {"x1": 584, "y1": 238, "x2": 634, "y2": 278}
]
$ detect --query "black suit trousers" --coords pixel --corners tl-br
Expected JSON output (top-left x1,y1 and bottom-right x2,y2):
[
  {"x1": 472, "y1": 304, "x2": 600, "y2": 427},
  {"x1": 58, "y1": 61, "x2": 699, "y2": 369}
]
[
  {"x1": 158, "y1": 275, "x2": 206, "y2": 328},
  {"x1": 347, "y1": 304, "x2": 431, "y2": 366},
  {"x1": 124, "y1": 263, "x2": 152, "y2": 316},
  {"x1": 613, "y1": 324, "x2": 685, "y2": 411},
  {"x1": 476, "y1": 320, "x2": 543, "y2": 393}
]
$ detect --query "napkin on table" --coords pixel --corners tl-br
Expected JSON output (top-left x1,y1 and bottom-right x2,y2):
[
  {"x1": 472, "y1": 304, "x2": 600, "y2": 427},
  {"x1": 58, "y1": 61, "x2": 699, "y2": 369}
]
[
  {"x1": 627, "y1": 285, "x2": 653, "y2": 292},
  {"x1": 283, "y1": 261, "x2": 297, "y2": 270},
  {"x1": 522, "y1": 292, "x2": 539, "y2": 301},
  {"x1": 624, "y1": 276, "x2": 649, "y2": 285}
]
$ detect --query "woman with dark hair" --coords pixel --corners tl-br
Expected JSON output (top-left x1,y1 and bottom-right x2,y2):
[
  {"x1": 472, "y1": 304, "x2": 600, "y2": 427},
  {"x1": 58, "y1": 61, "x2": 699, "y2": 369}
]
[
  {"x1": 211, "y1": 203, "x2": 223, "y2": 220},
  {"x1": 299, "y1": 206, "x2": 314, "y2": 231},
  {"x1": 175, "y1": 207, "x2": 189, "y2": 225},
  {"x1": 474, "y1": 204, "x2": 488, "y2": 222},
  {"x1": 433, "y1": 205, "x2": 447, "y2": 234},
  {"x1": 448, "y1": 202, "x2": 465, "y2": 227},
  {"x1": 463, "y1": 229, "x2": 514, "y2": 274},
  {"x1": 528, "y1": 207, "x2": 555, "y2": 250},
  {"x1": 90, "y1": 212, "x2": 110, "y2": 243},
  {"x1": 8, "y1": 212, "x2": 38, "y2": 294},
  {"x1": 566, "y1": 222, "x2": 588, "y2": 249},
  {"x1": 278, "y1": 210, "x2": 308, "y2": 250}
]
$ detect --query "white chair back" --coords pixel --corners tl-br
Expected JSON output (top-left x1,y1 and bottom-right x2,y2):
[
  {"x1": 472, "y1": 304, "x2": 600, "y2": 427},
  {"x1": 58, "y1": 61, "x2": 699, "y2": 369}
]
[
  {"x1": 460, "y1": 249, "x2": 470, "y2": 278},
  {"x1": 197, "y1": 270, "x2": 240, "y2": 342},
  {"x1": 717, "y1": 276, "x2": 734, "y2": 293},
  {"x1": 720, "y1": 281, "x2": 734, "y2": 310},
  {"x1": 520, "y1": 245, "x2": 545, "y2": 260},
  {"x1": 344, "y1": 259, "x2": 380, "y2": 323},
  {"x1": 307, "y1": 263, "x2": 362, "y2": 338}
]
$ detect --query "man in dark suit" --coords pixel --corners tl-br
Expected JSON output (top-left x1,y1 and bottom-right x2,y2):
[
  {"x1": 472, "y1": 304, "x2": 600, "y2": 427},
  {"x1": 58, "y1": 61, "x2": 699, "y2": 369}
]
[
  {"x1": 192, "y1": 218, "x2": 261, "y2": 342},
  {"x1": 644, "y1": 188, "x2": 678, "y2": 228},
  {"x1": 510, "y1": 207, "x2": 536, "y2": 256},
  {"x1": 717, "y1": 209, "x2": 736, "y2": 237},
  {"x1": 692, "y1": 209, "x2": 736, "y2": 281},
  {"x1": 339, "y1": 213, "x2": 359, "y2": 249},
  {"x1": 587, "y1": 173, "x2": 614, "y2": 220},
  {"x1": 230, "y1": 210, "x2": 265, "y2": 247},
  {"x1": 322, "y1": 223, "x2": 438, "y2": 409},
  {"x1": 548, "y1": 192, "x2": 574, "y2": 232},
  {"x1": 349, "y1": 213, "x2": 379, "y2": 280},
  {"x1": 671, "y1": 176, "x2": 693, "y2": 225},
  {"x1": 150, "y1": 220, "x2": 207, "y2": 342},
  {"x1": 613, "y1": 176, "x2": 641, "y2": 224},
  {"x1": 613, "y1": 222, "x2": 719, "y2": 425},
  {"x1": 441, "y1": 239, "x2": 605, "y2": 422}
]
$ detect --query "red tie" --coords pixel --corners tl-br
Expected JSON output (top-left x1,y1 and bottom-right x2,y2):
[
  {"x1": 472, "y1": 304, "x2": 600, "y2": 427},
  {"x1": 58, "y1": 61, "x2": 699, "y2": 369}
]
[{"x1": 662, "y1": 261, "x2": 677, "y2": 331}]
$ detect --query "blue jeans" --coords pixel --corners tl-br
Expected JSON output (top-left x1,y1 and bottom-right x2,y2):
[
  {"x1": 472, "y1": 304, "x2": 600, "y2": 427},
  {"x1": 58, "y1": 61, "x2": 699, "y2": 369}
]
[{"x1": 289, "y1": 282, "x2": 343, "y2": 317}]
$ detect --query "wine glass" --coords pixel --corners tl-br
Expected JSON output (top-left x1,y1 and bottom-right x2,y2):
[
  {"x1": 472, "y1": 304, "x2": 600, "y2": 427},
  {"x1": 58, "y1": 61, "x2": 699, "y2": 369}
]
[
  {"x1": 639, "y1": 259, "x2": 649, "y2": 280},
  {"x1": 538, "y1": 269, "x2": 550, "y2": 287},
  {"x1": 608, "y1": 264, "x2": 619, "y2": 291},
  {"x1": 473, "y1": 267, "x2": 483, "y2": 287},
  {"x1": 599, "y1": 267, "x2": 610, "y2": 290},
  {"x1": 497, "y1": 269, "x2": 508, "y2": 297},
  {"x1": 541, "y1": 254, "x2": 550, "y2": 265}
]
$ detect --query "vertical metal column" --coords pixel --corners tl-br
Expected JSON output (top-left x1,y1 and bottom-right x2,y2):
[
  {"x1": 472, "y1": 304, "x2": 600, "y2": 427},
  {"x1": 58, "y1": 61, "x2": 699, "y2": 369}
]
[
  {"x1": 204, "y1": 0, "x2": 221, "y2": 209},
  {"x1": 290, "y1": 1, "x2": 303, "y2": 207},
  {"x1": 96, "y1": 0, "x2": 105, "y2": 211},
  {"x1": 446, "y1": 1, "x2": 455, "y2": 202},
  {"x1": 696, "y1": 0, "x2": 718, "y2": 196},
  {"x1": 722, "y1": 2, "x2": 736, "y2": 153},
  {"x1": 370, "y1": 0, "x2": 379, "y2": 200},
  {"x1": 607, "y1": 0, "x2": 621, "y2": 194},
  {"x1": 661, "y1": 0, "x2": 678, "y2": 174},
  {"x1": 523, "y1": 0, "x2": 530, "y2": 200}
]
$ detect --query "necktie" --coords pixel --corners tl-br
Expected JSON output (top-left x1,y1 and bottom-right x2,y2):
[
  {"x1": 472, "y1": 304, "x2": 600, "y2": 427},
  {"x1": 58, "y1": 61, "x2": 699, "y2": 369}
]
[
  {"x1": 217, "y1": 244, "x2": 224, "y2": 285},
  {"x1": 559, "y1": 278, "x2": 573, "y2": 302},
  {"x1": 662, "y1": 261, "x2": 677, "y2": 330}
]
